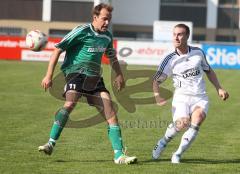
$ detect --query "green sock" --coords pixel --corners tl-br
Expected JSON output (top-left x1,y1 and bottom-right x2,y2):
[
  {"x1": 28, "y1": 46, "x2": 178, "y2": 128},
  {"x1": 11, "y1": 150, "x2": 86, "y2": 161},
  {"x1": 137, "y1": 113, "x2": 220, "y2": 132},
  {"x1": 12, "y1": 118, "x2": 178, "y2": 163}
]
[
  {"x1": 108, "y1": 124, "x2": 124, "y2": 159},
  {"x1": 49, "y1": 108, "x2": 69, "y2": 143}
]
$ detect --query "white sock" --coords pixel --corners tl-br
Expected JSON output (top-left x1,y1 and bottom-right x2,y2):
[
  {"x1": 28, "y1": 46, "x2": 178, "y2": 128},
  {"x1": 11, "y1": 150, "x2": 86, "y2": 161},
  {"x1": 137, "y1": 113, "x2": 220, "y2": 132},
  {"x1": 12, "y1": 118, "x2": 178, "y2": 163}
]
[
  {"x1": 175, "y1": 124, "x2": 199, "y2": 156},
  {"x1": 160, "y1": 123, "x2": 179, "y2": 145}
]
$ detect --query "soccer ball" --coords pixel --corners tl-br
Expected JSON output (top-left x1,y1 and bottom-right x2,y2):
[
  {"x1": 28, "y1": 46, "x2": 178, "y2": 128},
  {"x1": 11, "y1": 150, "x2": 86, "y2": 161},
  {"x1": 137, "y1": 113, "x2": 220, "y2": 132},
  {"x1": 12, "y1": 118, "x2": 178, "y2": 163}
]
[{"x1": 25, "y1": 30, "x2": 48, "y2": 51}]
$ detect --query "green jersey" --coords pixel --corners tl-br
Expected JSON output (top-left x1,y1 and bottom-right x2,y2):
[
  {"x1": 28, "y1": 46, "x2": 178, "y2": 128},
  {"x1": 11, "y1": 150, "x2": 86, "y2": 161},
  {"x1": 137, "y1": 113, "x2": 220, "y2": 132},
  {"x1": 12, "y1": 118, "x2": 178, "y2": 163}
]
[{"x1": 55, "y1": 24, "x2": 114, "y2": 76}]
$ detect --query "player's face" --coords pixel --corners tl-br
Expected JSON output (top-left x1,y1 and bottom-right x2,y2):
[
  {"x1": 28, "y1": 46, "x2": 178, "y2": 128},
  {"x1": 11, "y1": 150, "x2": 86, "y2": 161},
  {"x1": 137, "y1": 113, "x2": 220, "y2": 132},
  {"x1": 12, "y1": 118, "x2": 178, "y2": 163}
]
[
  {"x1": 93, "y1": 8, "x2": 112, "y2": 32},
  {"x1": 173, "y1": 27, "x2": 189, "y2": 49}
]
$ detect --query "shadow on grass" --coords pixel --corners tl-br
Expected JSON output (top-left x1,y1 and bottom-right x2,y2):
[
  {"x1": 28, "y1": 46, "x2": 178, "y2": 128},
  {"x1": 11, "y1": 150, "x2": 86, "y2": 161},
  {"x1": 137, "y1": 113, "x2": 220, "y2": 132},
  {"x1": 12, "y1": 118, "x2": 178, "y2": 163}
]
[
  {"x1": 136, "y1": 158, "x2": 171, "y2": 165},
  {"x1": 53, "y1": 158, "x2": 240, "y2": 165},
  {"x1": 182, "y1": 158, "x2": 240, "y2": 164},
  {"x1": 54, "y1": 159, "x2": 112, "y2": 163},
  {"x1": 140, "y1": 158, "x2": 240, "y2": 165},
  {"x1": 54, "y1": 159, "x2": 139, "y2": 165}
]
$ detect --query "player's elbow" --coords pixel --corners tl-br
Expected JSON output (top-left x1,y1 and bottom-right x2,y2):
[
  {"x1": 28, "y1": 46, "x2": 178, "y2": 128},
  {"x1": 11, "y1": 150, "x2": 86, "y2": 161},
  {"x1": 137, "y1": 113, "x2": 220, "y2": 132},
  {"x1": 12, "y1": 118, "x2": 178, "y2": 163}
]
[{"x1": 152, "y1": 80, "x2": 160, "y2": 91}]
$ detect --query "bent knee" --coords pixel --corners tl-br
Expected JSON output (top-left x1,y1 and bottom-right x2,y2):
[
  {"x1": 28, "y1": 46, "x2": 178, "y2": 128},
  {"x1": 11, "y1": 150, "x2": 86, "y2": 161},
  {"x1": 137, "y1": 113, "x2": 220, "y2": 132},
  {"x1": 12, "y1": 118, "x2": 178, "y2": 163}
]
[
  {"x1": 106, "y1": 114, "x2": 118, "y2": 125},
  {"x1": 104, "y1": 109, "x2": 116, "y2": 119},
  {"x1": 64, "y1": 102, "x2": 77, "y2": 112},
  {"x1": 103, "y1": 108, "x2": 118, "y2": 123},
  {"x1": 174, "y1": 117, "x2": 190, "y2": 131}
]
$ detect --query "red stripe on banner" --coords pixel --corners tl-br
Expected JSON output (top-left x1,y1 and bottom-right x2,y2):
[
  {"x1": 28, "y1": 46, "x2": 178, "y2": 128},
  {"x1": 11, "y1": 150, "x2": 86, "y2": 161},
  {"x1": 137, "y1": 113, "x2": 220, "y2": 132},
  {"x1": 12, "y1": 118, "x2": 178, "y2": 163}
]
[
  {"x1": 0, "y1": 35, "x2": 25, "y2": 60},
  {"x1": 0, "y1": 47, "x2": 21, "y2": 60}
]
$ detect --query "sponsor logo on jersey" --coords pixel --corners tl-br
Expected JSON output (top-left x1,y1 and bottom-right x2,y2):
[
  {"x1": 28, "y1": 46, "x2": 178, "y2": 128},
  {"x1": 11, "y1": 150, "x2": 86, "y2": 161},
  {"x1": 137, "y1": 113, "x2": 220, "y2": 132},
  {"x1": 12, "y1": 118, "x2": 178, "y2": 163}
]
[
  {"x1": 88, "y1": 47, "x2": 106, "y2": 53},
  {"x1": 182, "y1": 67, "x2": 200, "y2": 79}
]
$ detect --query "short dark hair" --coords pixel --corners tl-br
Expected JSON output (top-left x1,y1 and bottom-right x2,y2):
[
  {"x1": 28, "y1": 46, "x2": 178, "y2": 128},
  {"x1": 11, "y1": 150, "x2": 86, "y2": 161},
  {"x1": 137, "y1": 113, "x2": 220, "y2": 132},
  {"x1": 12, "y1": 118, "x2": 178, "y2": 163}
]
[
  {"x1": 92, "y1": 3, "x2": 113, "y2": 17},
  {"x1": 174, "y1": 23, "x2": 190, "y2": 36}
]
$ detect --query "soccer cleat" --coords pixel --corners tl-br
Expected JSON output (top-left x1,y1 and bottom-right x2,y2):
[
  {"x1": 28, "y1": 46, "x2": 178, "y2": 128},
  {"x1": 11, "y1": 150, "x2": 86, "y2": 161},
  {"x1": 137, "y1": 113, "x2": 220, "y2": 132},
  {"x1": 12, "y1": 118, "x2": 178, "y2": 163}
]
[
  {"x1": 152, "y1": 139, "x2": 166, "y2": 160},
  {"x1": 38, "y1": 143, "x2": 54, "y2": 155},
  {"x1": 171, "y1": 153, "x2": 181, "y2": 164},
  {"x1": 114, "y1": 154, "x2": 137, "y2": 164}
]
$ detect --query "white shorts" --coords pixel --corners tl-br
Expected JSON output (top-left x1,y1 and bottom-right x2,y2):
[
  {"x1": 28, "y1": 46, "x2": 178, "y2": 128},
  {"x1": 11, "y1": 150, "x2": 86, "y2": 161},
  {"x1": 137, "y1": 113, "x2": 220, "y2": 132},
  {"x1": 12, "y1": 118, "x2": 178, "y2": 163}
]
[{"x1": 172, "y1": 94, "x2": 209, "y2": 122}]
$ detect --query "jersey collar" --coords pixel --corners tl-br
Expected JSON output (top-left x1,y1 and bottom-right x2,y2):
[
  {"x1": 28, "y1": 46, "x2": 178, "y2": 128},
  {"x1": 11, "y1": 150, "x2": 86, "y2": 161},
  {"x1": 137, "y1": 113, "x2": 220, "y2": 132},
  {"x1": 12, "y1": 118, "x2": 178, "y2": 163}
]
[
  {"x1": 90, "y1": 23, "x2": 107, "y2": 36},
  {"x1": 175, "y1": 46, "x2": 191, "y2": 56}
]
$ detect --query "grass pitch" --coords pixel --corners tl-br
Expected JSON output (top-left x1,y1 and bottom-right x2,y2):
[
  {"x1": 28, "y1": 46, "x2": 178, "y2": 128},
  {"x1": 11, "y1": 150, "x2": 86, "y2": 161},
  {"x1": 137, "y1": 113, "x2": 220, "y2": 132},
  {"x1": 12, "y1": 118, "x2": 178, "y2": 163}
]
[{"x1": 0, "y1": 60, "x2": 239, "y2": 174}]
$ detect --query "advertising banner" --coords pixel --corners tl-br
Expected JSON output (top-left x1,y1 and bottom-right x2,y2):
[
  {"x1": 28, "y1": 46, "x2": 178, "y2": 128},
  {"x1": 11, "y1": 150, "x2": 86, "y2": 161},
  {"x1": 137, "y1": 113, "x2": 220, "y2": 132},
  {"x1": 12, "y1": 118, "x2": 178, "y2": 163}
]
[
  {"x1": 0, "y1": 36, "x2": 62, "y2": 61},
  {"x1": 21, "y1": 38, "x2": 63, "y2": 61},
  {"x1": 1, "y1": 35, "x2": 239, "y2": 69},
  {"x1": 0, "y1": 36, "x2": 111, "y2": 64},
  {"x1": 117, "y1": 40, "x2": 201, "y2": 66},
  {"x1": 203, "y1": 44, "x2": 240, "y2": 69},
  {"x1": 0, "y1": 36, "x2": 25, "y2": 60},
  {"x1": 117, "y1": 40, "x2": 174, "y2": 66}
]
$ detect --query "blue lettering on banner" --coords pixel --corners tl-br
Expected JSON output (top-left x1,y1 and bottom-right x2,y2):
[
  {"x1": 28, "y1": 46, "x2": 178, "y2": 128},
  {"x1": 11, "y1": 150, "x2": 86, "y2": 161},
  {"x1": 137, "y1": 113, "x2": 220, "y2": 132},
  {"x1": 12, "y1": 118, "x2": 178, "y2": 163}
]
[{"x1": 202, "y1": 44, "x2": 240, "y2": 69}]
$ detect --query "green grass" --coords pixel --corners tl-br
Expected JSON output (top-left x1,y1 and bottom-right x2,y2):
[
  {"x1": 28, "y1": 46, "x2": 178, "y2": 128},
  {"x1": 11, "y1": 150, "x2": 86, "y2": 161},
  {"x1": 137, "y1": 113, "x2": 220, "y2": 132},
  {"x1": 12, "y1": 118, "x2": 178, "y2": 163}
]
[{"x1": 0, "y1": 60, "x2": 239, "y2": 174}]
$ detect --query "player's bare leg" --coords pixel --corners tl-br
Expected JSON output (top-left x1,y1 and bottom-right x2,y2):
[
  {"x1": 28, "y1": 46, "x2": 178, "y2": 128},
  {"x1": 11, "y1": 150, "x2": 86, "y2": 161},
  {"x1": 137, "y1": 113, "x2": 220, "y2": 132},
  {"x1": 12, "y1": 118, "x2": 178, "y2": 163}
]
[
  {"x1": 88, "y1": 92, "x2": 137, "y2": 164},
  {"x1": 38, "y1": 90, "x2": 81, "y2": 155}
]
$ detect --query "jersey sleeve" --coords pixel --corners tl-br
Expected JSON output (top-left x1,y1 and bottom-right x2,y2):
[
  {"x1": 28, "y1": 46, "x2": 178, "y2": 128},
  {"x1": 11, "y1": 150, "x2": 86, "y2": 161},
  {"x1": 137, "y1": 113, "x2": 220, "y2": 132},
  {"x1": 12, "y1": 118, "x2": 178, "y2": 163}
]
[
  {"x1": 200, "y1": 49, "x2": 210, "y2": 71},
  {"x1": 55, "y1": 25, "x2": 86, "y2": 51},
  {"x1": 153, "y1": 54, "x2": 173, "y2": 82}
]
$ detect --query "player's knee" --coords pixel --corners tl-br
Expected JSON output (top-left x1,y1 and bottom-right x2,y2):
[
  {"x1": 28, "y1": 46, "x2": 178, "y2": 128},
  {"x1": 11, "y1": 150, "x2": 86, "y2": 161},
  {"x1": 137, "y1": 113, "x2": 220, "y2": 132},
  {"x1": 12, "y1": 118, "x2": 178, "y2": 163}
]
[
  {"x1": 107, "y1": 115, "x2": 118, "y2": 125},
  {"x1": 63, "y1": 102, "x2": 77, "y2": 113},
  {"x1": 174, "y1": 117, "x2": 190, "y2": 131},
  {"x1": 190, "y1": 123, "x2": 200, "y2": 131},
  {"x1": 105, "y1": 109, "x2": 118, "y2": 124},
  {"x1": 105, "y1": 109, "x2": 116, "y2": 119},
  {"x1": 191, "y1": 107, "x2": 206, "y2": 126}
]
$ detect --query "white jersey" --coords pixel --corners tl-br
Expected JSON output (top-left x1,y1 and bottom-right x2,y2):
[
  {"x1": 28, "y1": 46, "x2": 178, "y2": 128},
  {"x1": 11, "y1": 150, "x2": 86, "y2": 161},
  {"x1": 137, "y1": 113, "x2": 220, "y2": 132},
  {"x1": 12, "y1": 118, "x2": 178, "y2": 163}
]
[{"x1": 154, "y1": 46, "x2": 210, "y2": 95}]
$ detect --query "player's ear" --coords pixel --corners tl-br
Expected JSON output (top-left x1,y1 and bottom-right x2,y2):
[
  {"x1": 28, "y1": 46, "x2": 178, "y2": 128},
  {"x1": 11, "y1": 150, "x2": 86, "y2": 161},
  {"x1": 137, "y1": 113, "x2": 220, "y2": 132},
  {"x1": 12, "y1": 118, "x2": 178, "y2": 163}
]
[{"x1": 93, "y1": 15, "x2": 98, "y2": 21}]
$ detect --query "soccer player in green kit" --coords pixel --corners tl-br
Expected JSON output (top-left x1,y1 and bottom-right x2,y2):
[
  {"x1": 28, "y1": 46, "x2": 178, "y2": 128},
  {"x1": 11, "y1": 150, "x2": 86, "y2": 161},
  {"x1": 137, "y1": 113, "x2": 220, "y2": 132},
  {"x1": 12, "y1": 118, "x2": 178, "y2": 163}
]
[{"x1": 38, "y1": 3, "x2": 137, "y2": 164}]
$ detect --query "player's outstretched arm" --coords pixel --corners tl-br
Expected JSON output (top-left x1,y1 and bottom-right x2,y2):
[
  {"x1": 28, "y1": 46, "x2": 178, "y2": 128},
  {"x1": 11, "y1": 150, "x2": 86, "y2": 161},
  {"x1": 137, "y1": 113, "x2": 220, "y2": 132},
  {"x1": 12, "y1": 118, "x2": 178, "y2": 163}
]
[
  {"x1": 41, "y1": 47, "x2": 62, "y2": 91},
  {"x1": 205, "y1": 68, "x2": 229, "y2": 101}
]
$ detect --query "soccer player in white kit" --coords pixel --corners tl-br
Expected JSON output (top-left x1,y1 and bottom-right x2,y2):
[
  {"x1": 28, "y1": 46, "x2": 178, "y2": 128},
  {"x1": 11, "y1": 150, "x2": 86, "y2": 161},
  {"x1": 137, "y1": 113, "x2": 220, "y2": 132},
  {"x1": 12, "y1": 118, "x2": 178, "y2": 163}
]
[{"x1": 152, "y1": 24, "x2": 229, "y2": 163}]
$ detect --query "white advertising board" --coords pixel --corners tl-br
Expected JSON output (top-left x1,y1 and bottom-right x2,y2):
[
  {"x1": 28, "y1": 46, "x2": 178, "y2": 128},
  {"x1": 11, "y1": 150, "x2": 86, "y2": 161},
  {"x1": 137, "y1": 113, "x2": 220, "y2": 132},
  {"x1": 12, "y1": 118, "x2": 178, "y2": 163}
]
[
  {"x1": 21, "y1": 50, "x2": 65, "y2": 62},
  {"x1": 117, "y1": 40, "x2": 201, "y2": 66},
  {"x1": 153, "y1": 21, "x2": 193, "y2": 42}
]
